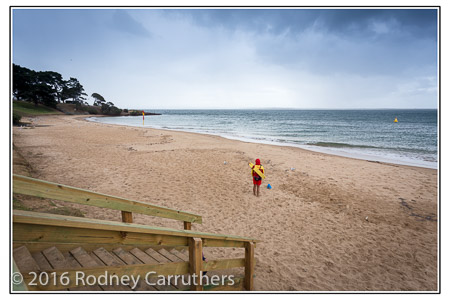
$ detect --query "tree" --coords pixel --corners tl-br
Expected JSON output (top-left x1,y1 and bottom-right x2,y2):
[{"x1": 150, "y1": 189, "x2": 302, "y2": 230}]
[
  {"x1": 101, "y1": 101, "x2": 122, "y2": 116},
  {"x1": 12, "y1": 64, "x2": 58, "y2": 108},
  {"x1": 91, "y1": 93, "x2": 106, "y2": 106},
  {"x1": 39, "y1": 71, "x2": 64, "y2": 103},
  {"x1": 62, "y1": 77, "x2": 87, "y2": 104},
  {"x1": 13, "y1": 64, "x2": 36, "y2": 102},
  {"x1": 12, "y1": 64, "x2": 96, "y2": 110},
  {"x1": 34, "y1": 76, "x2": 57, "y2": 108}
]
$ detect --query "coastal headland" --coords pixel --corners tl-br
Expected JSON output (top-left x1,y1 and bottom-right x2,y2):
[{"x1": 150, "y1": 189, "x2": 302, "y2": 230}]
[{"x1": 12, "y1": 115, "x2": 438, "y2": 291}]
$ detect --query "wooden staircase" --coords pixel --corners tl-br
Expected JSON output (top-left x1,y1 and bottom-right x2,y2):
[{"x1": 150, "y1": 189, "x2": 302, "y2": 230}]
[
  {"x1": 14, "y1": 245, "x2": 234, "y2": 291},
  {"x1": 12, "y1": 175, "x2": 258, "y2": 292}
]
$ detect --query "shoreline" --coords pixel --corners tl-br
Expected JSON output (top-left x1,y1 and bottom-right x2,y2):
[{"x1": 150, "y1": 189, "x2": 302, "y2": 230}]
[
  {"x1": 13, "y1": 115, "x2": 438, "y2": 291},
  {"x1": 85, "y1": 116, "x2": 437, "y2": 170}
]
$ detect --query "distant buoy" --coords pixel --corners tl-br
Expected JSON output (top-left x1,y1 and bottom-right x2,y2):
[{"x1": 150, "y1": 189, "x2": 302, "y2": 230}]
[{"x1": 394, "y1": 117, "x2": 398, "y2": 123}]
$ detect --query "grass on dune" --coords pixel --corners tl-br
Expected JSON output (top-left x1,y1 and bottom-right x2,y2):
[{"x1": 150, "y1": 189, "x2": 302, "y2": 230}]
[{"x1": 13, "y1": 100, "x2": 62, "y2": 116}]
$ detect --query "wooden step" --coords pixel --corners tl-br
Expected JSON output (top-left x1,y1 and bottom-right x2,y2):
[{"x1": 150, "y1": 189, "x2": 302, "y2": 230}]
[
  {"x1": 170, "y1": 248, "x2": 189, "y2": 261},
  {"x1": 15, "y1": 245, "x2": 240, "y2": 292},
  {"x1": 93, "y1": 247, "x2": 125, "y2": 266},
  {"x1": 68, "y1": 247, "x2": 106, "y2": 291},
  {"x1": 41, "y1": 246, "x2": 73, "y2": 291},
  {"x1": 129, "y1": 248, "x2": 159, "y2": 264},
  {"x1": 41, "y1": 247, "x2": 103, "y2": 291},
  {"x1": 144, "y1": 248, "x2": 180, "y2": 290},
  {"x1": 128, "y1": 247, "x2": 170, "y2": 291},
  {"x1": 63, "y1": 251, "x2": 102, "y2": 291},
  {"x1": 69, "y1": 247, "x2": 99, "y2": 268},
  {"x1": 149, "y1": 248, "x2": 190, "y2": 290},
  {"x1": 111, "y1": 248, "x2": 158, "y2": 291},
  {"x1": 13, "y1": 246, "x2": 40, "y2": 273},
  {"x1": 158, "y1": 248, "x2": 183, "y2": 262},
  {"x1": 70, "y1": 246, "x2": 129, "y2": 291},
  {"x1": 42, "y1": 246, "x2": 72, "y2": 270},
  {"x1": 144, "y1": 248, "x2": 169, "y2": 263},
  {"x1": 31, "y1": 251, "x2": 52, "y2": 271},
  {"x1": 112, "y1": 248, "x2": 142, "y2": 265},
  {"x1": 92, "y1": 247, "x2": 131, "y2": 291}
]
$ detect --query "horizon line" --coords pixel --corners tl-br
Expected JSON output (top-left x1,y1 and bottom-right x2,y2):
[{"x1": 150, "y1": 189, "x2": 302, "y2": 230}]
[{"x1": 134, "y1": 107, "x2": 438, "y2": 110}]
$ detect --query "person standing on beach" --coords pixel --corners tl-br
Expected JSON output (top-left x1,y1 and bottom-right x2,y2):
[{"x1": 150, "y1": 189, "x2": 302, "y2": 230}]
[{"x1": 252, "y1": 158, "x2": 264, "y2": 197}]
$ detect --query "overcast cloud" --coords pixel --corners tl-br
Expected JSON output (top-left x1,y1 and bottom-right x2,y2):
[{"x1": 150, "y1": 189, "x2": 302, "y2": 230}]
[{"x1": 12, "y1": 8, "x2": 438, "y2": 109}]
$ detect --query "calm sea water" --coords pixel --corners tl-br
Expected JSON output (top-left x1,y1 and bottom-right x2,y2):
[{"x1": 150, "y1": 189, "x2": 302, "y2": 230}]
[{"x1": 89, "y1": 109, "x2": 438, "y2": 169}]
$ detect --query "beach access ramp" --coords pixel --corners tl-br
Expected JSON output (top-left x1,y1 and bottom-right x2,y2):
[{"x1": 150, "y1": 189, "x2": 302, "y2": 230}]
[{"x1": 12, "y1": 174, "x2": 259, "y2": 291}]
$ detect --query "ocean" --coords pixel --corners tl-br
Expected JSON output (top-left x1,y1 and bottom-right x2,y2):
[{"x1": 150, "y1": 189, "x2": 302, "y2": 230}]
[{"x1": 88, "y1": 109, "x2": 438, "y2": 169}]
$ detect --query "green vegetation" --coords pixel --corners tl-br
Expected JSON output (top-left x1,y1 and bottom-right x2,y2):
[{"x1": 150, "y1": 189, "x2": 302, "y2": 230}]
[
  {"x1": 13, "y1": 100, "x2": 61, "y2": 116},
  {"x1": 13, "y1": 112, "x2": 21, "y2": 125},
  {"x1": 92, "y1": 92, "x2": 106, "y2": 106},
  {"x1": 92, "y1": 92, "x2": 122, "y2": 115},
  {"x1": 101, "y1": 102, "x2": 122, "y2": 115},
  {"x1": 13, "y1": 64, "x2": 125, "y2": 118},
  {"x1": 87, "y1": 107, "x2": 99, "y2": 114},
  {"x1": 129, "y1": 110, "x2": 142, "y2": 116},
  {"x1": 13, "y1": 64, "x2": 87, "y2": 108},
  {"x1": 13, "y1": 100, "x2": 61, "y2": 125}
]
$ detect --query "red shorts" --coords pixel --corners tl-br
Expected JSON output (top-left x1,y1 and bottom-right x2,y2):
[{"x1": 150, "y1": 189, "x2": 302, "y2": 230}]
[{"x1": 253, "y1": 177, "x2": 262, "y2": 186}]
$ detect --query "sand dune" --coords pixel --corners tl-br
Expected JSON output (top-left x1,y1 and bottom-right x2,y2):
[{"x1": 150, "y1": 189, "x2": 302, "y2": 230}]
[{"x1": 12, "y1": 115, "x2": 438, "y2": 291}]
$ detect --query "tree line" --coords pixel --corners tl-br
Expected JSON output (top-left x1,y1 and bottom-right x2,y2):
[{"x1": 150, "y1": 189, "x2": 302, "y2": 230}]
[
  {"x1": 13, "y1": 64, "x2": 121, "y2": 115},
  {"x1": 13, "y1": 64, "x2": 88, "y2": 108}
]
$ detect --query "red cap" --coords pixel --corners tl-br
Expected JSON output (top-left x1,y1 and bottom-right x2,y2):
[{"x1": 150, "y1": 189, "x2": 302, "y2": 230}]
[{"x1": 255, "y1": 159, "x2": 260, "y2": 165}]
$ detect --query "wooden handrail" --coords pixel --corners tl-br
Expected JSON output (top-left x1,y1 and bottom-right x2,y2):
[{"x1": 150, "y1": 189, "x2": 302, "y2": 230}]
[
  {"x1": 13, "y1": 174, "x2": 202, "y2": 226},
  {"x1": 13, "y1": 210, "x2": 259, "y2": 291},
  {"x1": 13, "y1": 210, "x2": 260, "y2": 245},
  {"x1": 12, "y1": 174, "x2": 259, "y2": 291}
]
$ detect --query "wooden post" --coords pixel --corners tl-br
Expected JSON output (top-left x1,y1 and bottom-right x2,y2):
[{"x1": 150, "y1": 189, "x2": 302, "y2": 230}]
[
  {"x1": 184, "y1": 221, "x2": 192, "y2": 230},
  {"x1": 121, "y1": 211, "x2": 133, "y2": 223},
  {"x1": 189, "y1": 237, "x2": 203, "y2": 291},
  {"x1": 244, "y1": 242, "x2": 255, "y2": 291}
]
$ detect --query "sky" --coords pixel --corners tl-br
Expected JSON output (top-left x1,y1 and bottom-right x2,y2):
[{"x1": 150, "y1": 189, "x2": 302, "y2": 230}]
[{"x1": 12, "y1": 8, "x2": 438, "y2": 109}]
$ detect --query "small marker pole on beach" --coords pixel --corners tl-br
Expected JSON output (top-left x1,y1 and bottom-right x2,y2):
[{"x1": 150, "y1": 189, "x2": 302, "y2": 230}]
[{"x1": 142, "y1": 110, "x2": 145, "y2": 126}]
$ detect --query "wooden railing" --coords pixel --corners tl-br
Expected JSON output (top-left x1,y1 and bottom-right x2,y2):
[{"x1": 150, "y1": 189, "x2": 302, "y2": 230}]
[
  {"x1": 13, "y1": 210, "x2": 259, "y2": 291},
  {"x1": 12, "y1": 175, "x2": 260, "y2": 291},
  {"x1": 13, "y1": 174, "x2": 202, "y2": 230}
]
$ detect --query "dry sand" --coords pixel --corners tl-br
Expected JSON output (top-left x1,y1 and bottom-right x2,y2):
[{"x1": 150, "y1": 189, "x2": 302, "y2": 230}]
[{"x1": 12, "y1": 115, "x2": 438, "y2": 291}]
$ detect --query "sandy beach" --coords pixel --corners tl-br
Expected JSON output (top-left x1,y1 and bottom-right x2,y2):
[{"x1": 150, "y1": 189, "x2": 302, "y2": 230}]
[{"x1": 12, "y1": 115, "x2": 438, "y2": 291}]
